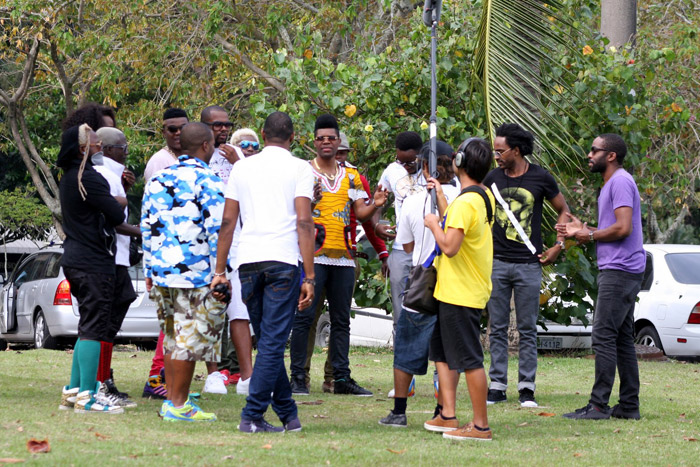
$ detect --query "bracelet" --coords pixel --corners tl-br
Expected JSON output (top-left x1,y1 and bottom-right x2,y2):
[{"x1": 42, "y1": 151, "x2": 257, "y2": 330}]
[
  {"x1": 302, "y1": 277, "x2": 316, "y2": 287},
  {"x1": 213, "y1": 271, "x2": 226, "y2": 277},
  {"x1": 589, "y1": 230, "x2": 595, "y2": 243}
]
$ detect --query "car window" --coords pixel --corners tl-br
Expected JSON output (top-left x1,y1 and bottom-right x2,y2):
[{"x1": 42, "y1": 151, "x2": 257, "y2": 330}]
[
  {"x1": 640, "y1": 251, "x2": 653, "y2": 291},
  {"x1": 12, "y1": 255, "x2": 46, "y2": 287},
  {"x1": 45, "y1": 253, "x2": 62, "y2": 279},
  {"x1": 664, "y1": 253, "x2": 700, "y2": 285}
]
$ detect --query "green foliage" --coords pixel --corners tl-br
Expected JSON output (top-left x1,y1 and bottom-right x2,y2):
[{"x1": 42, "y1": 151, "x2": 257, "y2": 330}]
[
  {"x1": 0, "y1": 188, "x2": 53, "y2": 243},
  {"x1": 353, "y1": 256, "x2": 392, "y2": 314}
]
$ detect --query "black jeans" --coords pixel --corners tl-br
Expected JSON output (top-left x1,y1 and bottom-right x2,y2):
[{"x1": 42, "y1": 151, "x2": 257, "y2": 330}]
[
  {"x1": 289, "y1": 263, "x2": 355, "y2": 380},
  {"x1": 589, "y1": 269, "x2": 644, "y2": 410}
]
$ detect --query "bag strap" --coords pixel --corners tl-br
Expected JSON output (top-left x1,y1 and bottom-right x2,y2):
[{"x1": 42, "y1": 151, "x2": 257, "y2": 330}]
[{"x1": 458, "y1": 185, "x2": 493, "y2": 225}]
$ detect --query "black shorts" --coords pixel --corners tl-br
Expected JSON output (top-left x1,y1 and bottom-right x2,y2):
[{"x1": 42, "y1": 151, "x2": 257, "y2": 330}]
[
  {"x1": 106, "y1": 266, "x2": 137, "y2": 342},
  {"x1": 429, "y1": 301, "x2": 484, "y2": 371},
  {"x1": 63, "y1": 267, "x2": 115, "y2": 342}
]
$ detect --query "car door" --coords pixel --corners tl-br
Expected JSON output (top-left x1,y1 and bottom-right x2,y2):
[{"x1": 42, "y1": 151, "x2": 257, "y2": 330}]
[
  {"x1": 15, "y1": 253, "x2": 51, "y2": 334},
  {"x1": 3, "y1": 255, "x2": 41, "y2": 333}
]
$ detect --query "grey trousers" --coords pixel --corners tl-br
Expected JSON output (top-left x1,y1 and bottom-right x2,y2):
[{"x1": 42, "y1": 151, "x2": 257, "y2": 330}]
[
  {"x1": 487, "y1": 259, "x2": 542, "y2": 392},
  {"x1": 388, "y1": 248, "x2": 413, "y2": 330}
]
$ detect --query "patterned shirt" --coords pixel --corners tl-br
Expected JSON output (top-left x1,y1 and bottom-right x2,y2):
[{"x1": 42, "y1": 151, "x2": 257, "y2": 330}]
[
  {"x1": 311, "y1": 161, "x2": 368, "y2": 267},
  {"x1": 141, "y1": 155, "x2": 225, "y2": 288}
]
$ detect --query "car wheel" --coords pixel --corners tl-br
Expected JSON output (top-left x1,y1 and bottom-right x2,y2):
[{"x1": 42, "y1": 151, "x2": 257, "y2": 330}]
[
  {"x1": 0, "y1": 338, "x2": 7, "y2": 351},
  {"x1": 34, "y1": 311, "x2": 58, "y2": 350},
  {"x1": 636, "y1": 325, "x2": 664, "y2": 352},
  {"x1": 315, "y1": 313, "x2": 331, "y2": 348}
]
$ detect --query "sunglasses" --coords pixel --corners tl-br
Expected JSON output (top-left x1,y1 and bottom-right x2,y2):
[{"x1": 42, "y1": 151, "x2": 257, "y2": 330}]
[
  {"x1": 164, "y1": 124, "x2": 186, "y2": 133},
  {"x1": 314, "y1": 135, "x2": 338, "y2": 142},
  {"x1": 590, "y1": 146, "x2": 610, "y2": 154},
  {"x1": 493, "y1": 147, "x2": 513, "y2": 158},
  {"x1": 104, "y1": 144, "x2": 129, "y2": 153},
  {"x1": 205, "y1": 121, "x2": 234, "y2": 130},
  {"x1": 239, "y1": 141, "x2": 260, "y2": 150}
]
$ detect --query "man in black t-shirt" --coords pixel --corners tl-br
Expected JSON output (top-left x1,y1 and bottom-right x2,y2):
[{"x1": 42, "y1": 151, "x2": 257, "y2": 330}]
[{"x1": 483, "y1": 123, "x2": 570, "y2": 408}]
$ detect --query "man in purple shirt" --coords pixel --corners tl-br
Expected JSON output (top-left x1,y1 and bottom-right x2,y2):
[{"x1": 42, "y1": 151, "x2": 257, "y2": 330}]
[{"x1": 557, "y1": 133, "x2": 645, "y2": 420}]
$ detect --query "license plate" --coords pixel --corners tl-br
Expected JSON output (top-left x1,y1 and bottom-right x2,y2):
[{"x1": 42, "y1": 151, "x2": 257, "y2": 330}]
[{"x1": 537, "y1": 336, "x2": 563, "y2": 350}]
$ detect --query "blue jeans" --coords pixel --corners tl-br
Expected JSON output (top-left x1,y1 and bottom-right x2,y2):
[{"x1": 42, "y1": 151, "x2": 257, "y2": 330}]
[
  {"x1": 290, "y1": 263, "x2": 355, "y2": 380},
  {"x1": 239, "y1": 261, "x2": 300, "y2": 423},
  {"x1": 393, "y1": 310, "x2": 437, "y2": 375},
  {"x1": 388, "y1": 248, "x2": 413, "y2": 329},
  {"x1": 590, "y1": 269, "x2": 643, "y2": 410},
  {"x1": 487, "y1": 259, "x2": 542, "y2": 392}
]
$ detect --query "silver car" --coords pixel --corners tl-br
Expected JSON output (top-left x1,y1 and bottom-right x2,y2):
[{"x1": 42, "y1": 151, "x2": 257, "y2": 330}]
[{"x1": 0, "y1": 248, "x2": 159, "y2": 350}]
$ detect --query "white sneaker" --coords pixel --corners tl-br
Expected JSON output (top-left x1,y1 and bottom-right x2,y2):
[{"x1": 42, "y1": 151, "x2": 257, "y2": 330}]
[
  {"x1": 204, "y1": 371, "x2": 228, "y2": 394},
  {"x1": 74, "y1": 383, "x2": 124, "y2": 414},
  {"x1": 236, "y1": 377, "x2": 251, "y2": 395}
]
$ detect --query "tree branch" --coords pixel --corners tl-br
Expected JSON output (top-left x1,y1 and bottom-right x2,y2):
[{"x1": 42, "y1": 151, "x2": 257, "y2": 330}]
[
  {"x1": 49, "y1": 40, "x2": 75, "y2": 116},
  {"x1": 12, "y1": 38, "x2": 41, "y2": 104},
  {"x1": 213, "y1": 34, "x2": 286, "y2": 93}
]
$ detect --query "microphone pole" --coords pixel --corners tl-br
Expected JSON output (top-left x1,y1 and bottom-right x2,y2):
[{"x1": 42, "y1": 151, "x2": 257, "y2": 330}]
[{"x1": 424, "y1": 0, "x2": 442, "y2": 213}]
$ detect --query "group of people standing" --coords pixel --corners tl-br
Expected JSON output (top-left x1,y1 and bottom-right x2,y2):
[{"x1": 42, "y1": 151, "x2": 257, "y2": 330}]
[{"x1": 55, "y1": 101, "x2": 646, "y2": 439}]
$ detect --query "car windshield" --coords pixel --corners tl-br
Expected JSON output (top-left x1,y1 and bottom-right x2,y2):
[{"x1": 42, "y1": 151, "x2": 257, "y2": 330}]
[{"x1": 664, "y1": 252, "x2": 700, "y2": 285}]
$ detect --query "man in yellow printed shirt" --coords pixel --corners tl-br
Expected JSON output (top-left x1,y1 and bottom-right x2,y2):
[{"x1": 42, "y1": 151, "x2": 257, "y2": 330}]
[{"x1": 289, "y1": 114, "x2": 388, "y2": 396}]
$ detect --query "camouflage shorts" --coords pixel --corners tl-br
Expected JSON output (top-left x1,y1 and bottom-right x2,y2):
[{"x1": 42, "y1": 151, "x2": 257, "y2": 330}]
[{"x1": 149, "y1": 286, "x2": 226, "y2": 362}]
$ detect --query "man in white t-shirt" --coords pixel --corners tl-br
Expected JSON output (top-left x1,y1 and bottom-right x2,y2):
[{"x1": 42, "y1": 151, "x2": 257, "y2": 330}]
[
  {"x1": 380, "y1": 142, "x2": 459, "y2": 428},
  {"x1": 143, "y1": 108, "x2": 189, "y2": 181},
  {"x1": 93, "y1": 127, "x2": 140, "y2": 408},
  {"x1": 375, "y1": 131, "x2": 425, "y2": 330},
  {"x1": 212, "y1": 111, "x2": 315, "y2": 433}
]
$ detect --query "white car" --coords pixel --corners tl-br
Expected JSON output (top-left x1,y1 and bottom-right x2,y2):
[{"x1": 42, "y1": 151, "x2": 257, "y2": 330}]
[
  {"x1": 315, "y1": 304, "x2": 394, "y2": 348},
  {"x1": 634, "y1": 244, "x2": 700, "y2": 359}
]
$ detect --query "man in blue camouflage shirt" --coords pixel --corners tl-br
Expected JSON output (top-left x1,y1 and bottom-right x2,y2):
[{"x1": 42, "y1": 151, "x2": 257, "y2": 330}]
[{"x1": 142, "y1": 122, "x2": 226, "y2": 422}]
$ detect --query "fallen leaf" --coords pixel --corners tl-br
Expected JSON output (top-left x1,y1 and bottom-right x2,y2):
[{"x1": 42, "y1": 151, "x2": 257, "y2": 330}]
[
  {"x1": 261, "y1": 444, "x2": 272, "y2": 450},
  {"x1": 313, "y1": 414, "x2": 328, "y2": 419},
  {"x1": 684, "y1": 437, "x2": 698, "y2": 442},
  {"x1": 17, "y1": 427, "x2": 23, "y2": 433},
  {"x1": 518, "y1": 422, "x2": 529, "y2": 427},
  {"x1": 87, "y1": 427, "x2": 94, "y2": 432},
  {"x1": 298, "y1": 400, "x2": 323, "y2": 406},
  {"x1": 26, "y1": 439, "x2": 50, "y2": 454},
  {"x1": 613, "y1": 428, "x2": 621, "y2": 433},
  {"x1": 537, "y1": 412, "x2": 556, "y2": 417},
  {"x1": 222, "y1": 455, "x2": 236, "y2": 460},
  {"x1": 573, "y1": 453, "x2": 583, "y2": 457},
  {"x1": 130, "y1": 354, "x2": 138, "y2": 358},
  {"x1": 354, "y1": 364, "x2": 367, "y2": 368},
  {"x1": 0, "y1": 459, "x2": 24, "y2": 464},
  {"x1": 373, "y1": 360, "x2": 380, "y2": 363},
  {"x1": 387, "y1": 449, "x2": 406, "y2": 455},
  {"x1": 679, "y1": 413, "x2": 686, "y2": 419},
  {"x1": 95, "y1": 432, "x2": 110, "y2": 440}
]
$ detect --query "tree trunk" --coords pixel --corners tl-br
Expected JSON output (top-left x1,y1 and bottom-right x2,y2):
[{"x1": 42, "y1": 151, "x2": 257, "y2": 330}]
[{"x1": 601, "y1": 0, "x2": 637, "y2": 48}]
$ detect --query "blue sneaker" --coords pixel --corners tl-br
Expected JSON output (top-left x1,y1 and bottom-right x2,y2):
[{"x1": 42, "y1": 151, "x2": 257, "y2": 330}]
[
  {"x1": 238, "y1": 418, "x2": 284, "y2": 433},
  {"x1": 162, "y1": 401, "x2": 216, "y2": 422},
  {"x1": 284, "y1": 417, "x2": 302, "y2": 432}
]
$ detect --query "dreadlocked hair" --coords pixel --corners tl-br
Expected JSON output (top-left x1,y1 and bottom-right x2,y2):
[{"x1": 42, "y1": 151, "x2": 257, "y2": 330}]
[{"x1": 77, "y1": 123, "x2": 92, "y2": 201}]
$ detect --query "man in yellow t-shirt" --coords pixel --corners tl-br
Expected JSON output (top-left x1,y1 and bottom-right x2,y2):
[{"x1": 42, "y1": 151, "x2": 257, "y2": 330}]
[
  {"x1": 289, "y1": 114, "x2": 388, "y2": 397},
  {"x1": 423, "y1": 137, "x2": 496, "y2": 442}
]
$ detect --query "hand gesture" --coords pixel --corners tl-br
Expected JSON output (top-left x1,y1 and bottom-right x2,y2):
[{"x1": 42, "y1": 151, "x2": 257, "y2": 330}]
[
  {"x1": 555, "y1": 212, "x2": 584, "y2": 238},
  {"x1": 121, "y1": 169, "x2": 136, "y2": 192},
  {"x1": 298, "y1": 282, "x2": 315, "y2": 310},
  {"x1": 426, "y1": 177, "x2": 444, "y2": 197},
  {"x1": 424, "y1": 213, "x2": 440, "y2": 229},
  {"x1": 538, "y1": 243, "x2": 563, "y2": 266},
  {"x1": 220, "y1": 144, "x2": 241, "y2": 165},
  {"x1": 375, "y1": 223, "x2": 396, "y2": 241},
  {"x1": 373, "y1": 185, "x2": 389, "y2": 208}
]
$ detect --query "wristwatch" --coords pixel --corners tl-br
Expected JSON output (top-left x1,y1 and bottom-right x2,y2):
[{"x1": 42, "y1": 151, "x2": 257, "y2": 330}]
[
  {"x1": 302, "y1": 277, "x2": 316, "y2": 287},
  {"x1": 554, "y1": 240, "x2": 565, "y2": 250},
  {"x1": 589, "y1": 230, "x2": 595, "y2": 243}
]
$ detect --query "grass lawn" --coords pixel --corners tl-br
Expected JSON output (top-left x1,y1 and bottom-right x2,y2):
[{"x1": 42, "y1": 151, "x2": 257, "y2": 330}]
[{"x1": 1, "y1": 345, "x2": 699, "y2": 465}]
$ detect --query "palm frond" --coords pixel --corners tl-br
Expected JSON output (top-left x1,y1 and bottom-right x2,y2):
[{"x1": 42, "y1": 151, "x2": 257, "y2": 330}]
[{"x1": 472, "y1": 0, "x2": 588, "y2": 169}]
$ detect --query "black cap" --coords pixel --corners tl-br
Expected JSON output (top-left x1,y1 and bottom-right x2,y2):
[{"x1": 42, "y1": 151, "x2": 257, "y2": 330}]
[
  {"x1": 419, "y1": 140, "x2": 453, "y2": 160},
  {"x1": 56, "y1": 126, "x2": 81, "y2": 169}
]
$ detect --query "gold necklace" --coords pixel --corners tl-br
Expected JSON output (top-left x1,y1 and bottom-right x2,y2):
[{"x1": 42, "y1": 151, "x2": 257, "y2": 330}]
[
  {"x1": 164, "y1": 146, "x2": 179, "y2": 160},
  {"x1": 313, "y1": 159, "x2": 339, "y2": 181}
]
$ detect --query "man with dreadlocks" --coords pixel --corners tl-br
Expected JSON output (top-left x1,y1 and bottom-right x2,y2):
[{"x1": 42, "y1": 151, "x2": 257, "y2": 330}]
[{"x1": 57, "y1": 124, "x2": 127, "y2": 414}]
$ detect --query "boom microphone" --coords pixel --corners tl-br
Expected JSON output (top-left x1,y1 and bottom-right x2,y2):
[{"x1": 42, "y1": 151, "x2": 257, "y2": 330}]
[{"x1": 422, "y1": 0, "x2": 442, "y2": 28}]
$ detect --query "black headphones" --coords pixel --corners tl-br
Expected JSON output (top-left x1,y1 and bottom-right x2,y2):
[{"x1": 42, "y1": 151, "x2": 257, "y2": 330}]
[{"x1": 454, "y1": 137, "x2": 481, "y2": 169}]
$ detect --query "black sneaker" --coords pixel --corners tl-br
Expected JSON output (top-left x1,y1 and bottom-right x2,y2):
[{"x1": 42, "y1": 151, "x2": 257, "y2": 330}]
[
  {"x1": 290, "y1": 376, "x2": 309, "y2": 396},
  {"x1": 562, "y1": 403, "x2": 611, "y2": 420},
  {"x1": 334, "y1": 378, "x2": 373, "y2": 396},
  {"x1": 611, "y1": 404, "x2": 641, "y2": 420},
  {"x1": 518, "y1": 389, "x2": 538, "y2": 408},
  {"x1": 379, "y1": 410, "x2": 407, "y2": 428},
  {"x1": 108, "y1": 370, "x2": 129, "y2": 398},
  {"x1": 487, "y1": 389, "x2": 507, "y2": 405}
]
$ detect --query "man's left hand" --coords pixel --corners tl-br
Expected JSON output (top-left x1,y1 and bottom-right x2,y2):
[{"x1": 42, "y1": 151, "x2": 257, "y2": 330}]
[
  {"x1": 380, "y1": 257, "x2": 389, "y2": 277},
  {"x1": 538, "y1": 243, "x2": 563, "y2": 265},
  {"x1": 145, "y1": 277, "x2": 153, "y2": 292}
]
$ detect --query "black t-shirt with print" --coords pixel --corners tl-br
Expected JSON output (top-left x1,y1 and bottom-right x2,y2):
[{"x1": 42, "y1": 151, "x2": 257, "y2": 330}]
[{"x1": 482, "y1": 164, "x2": 559, "y2": 263}]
